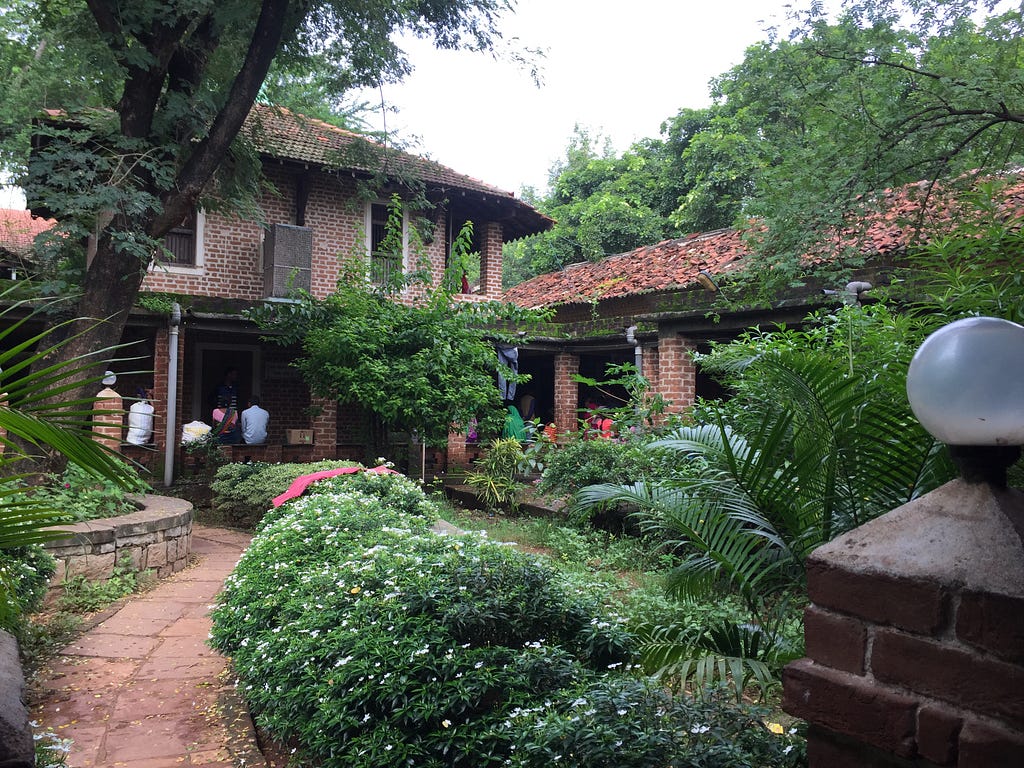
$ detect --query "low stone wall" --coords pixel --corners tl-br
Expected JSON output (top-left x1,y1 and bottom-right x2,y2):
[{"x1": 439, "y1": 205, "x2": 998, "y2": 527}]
[{"x1": 43, "y1": 494, "x2": 193, "y2": 591}]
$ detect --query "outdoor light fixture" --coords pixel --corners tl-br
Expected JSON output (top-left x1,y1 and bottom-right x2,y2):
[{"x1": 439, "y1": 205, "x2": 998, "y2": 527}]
[
  {"x1": 906, "y1": 316, "x2": 1024, "y2": 486},
  {"x1": 102, "y1": 371, "x2": 117, "y2": 387},
  {"x1": 696, "y1": 269, "x2": 720, "y2": 292}
]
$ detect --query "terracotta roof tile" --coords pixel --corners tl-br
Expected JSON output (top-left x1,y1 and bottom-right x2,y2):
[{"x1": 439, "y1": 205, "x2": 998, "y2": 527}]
[
  {"x1": 0, "y1": 209, "x2": 55, "y2": 257},
  {"x1": 505, "y1": 176, "x2": 1024, "y2": 309},
  {"x1": 245, "y1": 104, "x2": 525, "y2": 201}
]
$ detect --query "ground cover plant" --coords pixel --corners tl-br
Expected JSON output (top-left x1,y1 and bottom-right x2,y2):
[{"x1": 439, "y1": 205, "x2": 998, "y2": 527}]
[{"x1": 211, "y1": 471, "x2": 805, "y2": 767}]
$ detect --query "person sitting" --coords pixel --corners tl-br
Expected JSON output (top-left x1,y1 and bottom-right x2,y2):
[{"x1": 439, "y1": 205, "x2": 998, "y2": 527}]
[
  {"x1": 240, "y1": 397, "x2": 270, "y2": 445},
  {"x1": 125, "y1": 386, "x2": 155, "y2": 445},
  {"x1": 212, "y1": 397, "x2": 241, "y2": 444}
]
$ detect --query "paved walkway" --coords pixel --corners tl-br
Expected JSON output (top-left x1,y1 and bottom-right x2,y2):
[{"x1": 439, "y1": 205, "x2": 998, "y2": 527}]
[{"x1": 30, "y1": 525, "x2": 264, "y2": 768}]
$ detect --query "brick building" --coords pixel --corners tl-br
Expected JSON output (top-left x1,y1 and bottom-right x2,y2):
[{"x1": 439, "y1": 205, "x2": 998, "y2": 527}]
[
  {"x1": 498, "y1": 176, "x2": 1024, "y2": 459},
  {"x1": 21, "y1": 105, "x2": 552, "y2": 477}
]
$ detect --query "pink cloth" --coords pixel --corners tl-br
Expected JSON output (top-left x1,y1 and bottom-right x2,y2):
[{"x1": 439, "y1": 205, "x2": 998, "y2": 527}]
[{"x1": 271, "y1": 465, "x2": 399, "y2": 507}]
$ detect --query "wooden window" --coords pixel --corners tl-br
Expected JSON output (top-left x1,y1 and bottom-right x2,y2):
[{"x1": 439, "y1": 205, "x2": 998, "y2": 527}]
[
  {"x1": 163, "y1": 210, "x2": 198, "y2": 266},
  {"x1": 367, "y1": 202, "x2": 406, "y2": 284}
]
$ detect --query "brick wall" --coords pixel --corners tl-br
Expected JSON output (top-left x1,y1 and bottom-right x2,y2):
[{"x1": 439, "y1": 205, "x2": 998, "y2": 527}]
[
  {"x1": 553, "y1": 351, "x2": 580, "y2": 438},
  {"x1": 141, "y1": 168, "x2": 452, "y2": 303},
  {"x1": 783, "y1": 479, "x2": 1024, "y2": 768},
  {"x1": 480, "y1": 221, "x2": 503, "y2": 299},
  {"x1": 656, "y1": 332, "x2": 696, "y2": 416}
]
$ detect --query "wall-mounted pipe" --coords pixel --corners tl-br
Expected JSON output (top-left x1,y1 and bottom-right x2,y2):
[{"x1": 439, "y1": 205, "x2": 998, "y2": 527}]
[
  {"x1": 625, "y1": 325, "x2": 642, "y2": 376},
  {"x1": 163, "y1": 303, "x2": 181, "y2": 487}
]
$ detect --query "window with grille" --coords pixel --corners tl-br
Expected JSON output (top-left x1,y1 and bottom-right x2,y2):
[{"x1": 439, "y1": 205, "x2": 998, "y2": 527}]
[
  {"x1": 367, "y1": 202, "x2": 406, "y2": 284},
  {"x1": 162, "y1": 209, "x2": 201, "y2": 266}
]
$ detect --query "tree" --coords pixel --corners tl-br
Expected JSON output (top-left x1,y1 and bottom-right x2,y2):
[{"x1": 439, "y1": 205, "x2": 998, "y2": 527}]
[
  {"x1": 688, "y1": 0, "x2": 1024, "y2": 295},
  {"x1": 502, "y1": 126, "x2": 685, "y2": 287},
  {"x1": 250, "y1": 203, "x2": 549, "y2": 456},
  {"x1": 2, "y1": 0, "x2": 511, "y2": 405}
]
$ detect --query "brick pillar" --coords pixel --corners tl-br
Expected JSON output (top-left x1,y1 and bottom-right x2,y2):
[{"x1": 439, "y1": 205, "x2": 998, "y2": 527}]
[
  {"x1": 152, "y1": 326, "x2": 184, "y2": 456},
  {"x1": 447, "y1": 429, "x2": 470, "y2": 470},
  {"x1": 656, "y1": 333, "x2": 696, "y2": 418},
  {"x1": 783, "y1": 480, "x2": 1024, "y2": 767},
  {"x1": 479, "y1": 221, "x2": 503, "y2": 299},
  {"x1": 310, "y1": 396, "x2": 337, "y2": 460},
  {"x1": 553, "y1": 352, "x2": 580, "y2": 438},
  {"x1": 92, "y1": 387, "x2": 123, "y2": 451}
]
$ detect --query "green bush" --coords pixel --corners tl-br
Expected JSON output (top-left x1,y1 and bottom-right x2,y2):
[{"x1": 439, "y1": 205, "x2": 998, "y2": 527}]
[
  {"x1": 27, "y1": 460, "x2": 150, "y2": 523},
  {"x1": 505, "y1": 677, "x2": 805, "y2": 767},
  {"x1": 539, "y1": 438, "x2": 661, "y2": 501},
  {"x1": 210, "y1": 487, "x2": 634, "y2": 768},
  {"x1": 0, "y1": 545, "x2": 56, "y2": 633},
  {"x1": 210, "y1": 459, "x2": 360, "y2": 525}
]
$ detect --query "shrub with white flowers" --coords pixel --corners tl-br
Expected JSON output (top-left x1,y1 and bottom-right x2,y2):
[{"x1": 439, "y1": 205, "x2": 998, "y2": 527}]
[{"x1": 211, "y1": 473, "x2": 806, "y2": 768}]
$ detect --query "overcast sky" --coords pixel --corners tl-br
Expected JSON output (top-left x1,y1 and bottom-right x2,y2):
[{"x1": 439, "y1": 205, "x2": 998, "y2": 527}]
[{"x1": 357, "y1": 0, "x2": 806, "y2": 195}]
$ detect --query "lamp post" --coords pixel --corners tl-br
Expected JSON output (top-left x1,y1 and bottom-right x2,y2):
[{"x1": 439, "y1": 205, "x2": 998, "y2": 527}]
[{"x1": 906, "y1": 316, "x2": 1024, "y2": 487}]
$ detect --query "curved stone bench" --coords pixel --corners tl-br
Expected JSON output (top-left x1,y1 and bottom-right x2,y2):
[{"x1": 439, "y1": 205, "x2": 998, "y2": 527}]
[{"x1": 43, "y1": 494, "x2": 193, "y2": 590}]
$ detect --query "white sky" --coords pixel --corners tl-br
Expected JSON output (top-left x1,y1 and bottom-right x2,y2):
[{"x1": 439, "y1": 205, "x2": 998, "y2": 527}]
[{"x1": 358, "y1": 0, "x2": 804, "y2": 195}]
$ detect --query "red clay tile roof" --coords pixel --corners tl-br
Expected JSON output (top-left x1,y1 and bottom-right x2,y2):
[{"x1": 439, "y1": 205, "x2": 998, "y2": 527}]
[
  {"x1": 244, "y1": 105, "x2": 552, "y2": 239},
  {"x1": 0, "y1": 208, "x2": 55, "y2": 257},
  {"x1": 504, "y1": 228, "x2": 749, "y2": 309},
  {"x1": 505, "y1": 176, "x2": 1024, "y2": 309}
]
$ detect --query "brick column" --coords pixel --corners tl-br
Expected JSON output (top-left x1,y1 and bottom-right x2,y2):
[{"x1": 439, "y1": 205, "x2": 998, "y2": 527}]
[
  {"x1": 783, "y1": 479, "x2": 1024, "y2": 767},
  {"x1": 92, "y1": 387, "x2": 123, "y2": 451},
  {"x1": 656, "y1": 333, "x2": 696, "y2": 417},
  {"x1": 479, "y1": 221, "x2": 503, "y2": 299},
  {"x1": 152, "y1": 326, "x2": 184, "y2": 457},
  {"x1": 553, "y1": 352, "x2": 580, "y2": 438},
  {"x1": 310, "y1": 396, "x2": 337, "y2": 460}
]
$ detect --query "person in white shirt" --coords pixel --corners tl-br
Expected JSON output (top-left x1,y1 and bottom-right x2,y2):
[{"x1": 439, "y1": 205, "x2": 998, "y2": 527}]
[
  {"x1": 126, "y1": 387, "x2": 155, "y2": 445},
  {"x1": 240, "y1": 397, "x2": 270, "y2": 445}
]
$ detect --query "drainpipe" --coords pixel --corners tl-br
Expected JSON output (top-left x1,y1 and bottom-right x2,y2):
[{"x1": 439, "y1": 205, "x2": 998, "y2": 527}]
[
  {"x1": 163, "y1": 303, "x2": 181, "y2": 487},
  {"x1": 625, "y1": 325, "x2": 642, "y2": 376}
]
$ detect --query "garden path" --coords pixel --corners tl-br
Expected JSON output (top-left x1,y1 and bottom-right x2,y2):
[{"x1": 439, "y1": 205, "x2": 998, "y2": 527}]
[{"x1": 30, "y1": 525, "x2": 266, "y2": 768}]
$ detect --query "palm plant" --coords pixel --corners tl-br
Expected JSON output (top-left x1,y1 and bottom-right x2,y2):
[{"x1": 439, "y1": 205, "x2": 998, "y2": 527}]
[
  {"x1": 0, "y1": 293, "x2": 139, "y2": 628},
  {"x1": 573, "y1": 345, "x2": 954, "y2": 698}
]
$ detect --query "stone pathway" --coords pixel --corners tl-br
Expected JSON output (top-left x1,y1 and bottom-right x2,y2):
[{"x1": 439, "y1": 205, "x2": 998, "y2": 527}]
[{"x1": 30, "y1": 525, "x2": 264, "y2": 768}]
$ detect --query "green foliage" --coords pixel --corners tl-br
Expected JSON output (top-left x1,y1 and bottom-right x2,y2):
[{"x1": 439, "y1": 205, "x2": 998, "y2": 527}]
[
  {"x1": 539, "y1": 438, "x2": 663, "y2": 502},
  {"x1": 573, "y1": 306, "x2": 954, "y2": 697},
  {"x1": 210, "y1": 485, "x2": 634, "y2": 768},
  {"x1": 505, "y1": 677, "x2": 805, "y2": 768},
  {"x1": 465, "y1": 437, "x2": 525, "y2": 513},
  {"x1": 0, "y1": 294, "x2": 141, "y2": 626},
  {"x1": 503, "y1": 127, "x2": 686, "y2": 286},
  {"x1": 58, "y1": 556, "x2": 148, "y2": 614},
  {"x1": 0, "y1": 545, "x2": 56, "y2": 633},
  {"x1": 897, "y1": 179, "x2": 1024, "y2": 325},
  {"x1": 26, "y1": 460, "x2": 149, "y2": 523},
  {"x1": 249, "y1": 205, "x2": 550, "y2": 449},
  {"x1": 210, "y1": 459, "x2": 360, "y2": 525}
]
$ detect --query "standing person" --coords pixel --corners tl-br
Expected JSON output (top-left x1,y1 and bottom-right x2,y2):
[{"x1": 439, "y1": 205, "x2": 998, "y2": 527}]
[
  {"x1": 240, "y1": 397, "x2": 270, "y2": 445},
  {"x1": 212, "y1": 397, "x2": 241, "y2": 444},
  {"x1": 125, "y1": 386, "x2": 155, "y2": 445},
  {"x1": 212, "y1": 367, "x2": 239, "y2": 410}
]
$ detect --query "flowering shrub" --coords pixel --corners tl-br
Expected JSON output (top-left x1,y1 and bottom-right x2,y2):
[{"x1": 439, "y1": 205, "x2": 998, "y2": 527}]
[
  {"x1": 210, "y1": 486, "x2": 634, "y2": 768},
  {"x1": 505, "y1": 677, "x2": 806, "y2": 767},
  {"x1": 0, "y1": 545, "x2": 55, "y2": 633}
]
